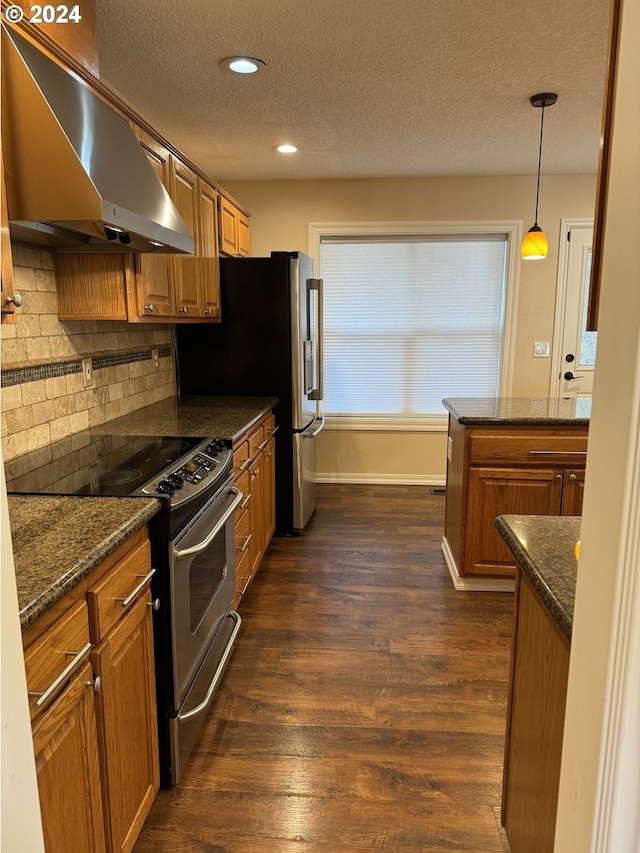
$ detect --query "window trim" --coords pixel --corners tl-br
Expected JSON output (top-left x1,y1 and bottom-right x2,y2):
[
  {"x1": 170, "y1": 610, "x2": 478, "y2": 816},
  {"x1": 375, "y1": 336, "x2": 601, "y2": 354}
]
[{"x1": 309, "y1": 220, "x2": 522, "y2": 429}]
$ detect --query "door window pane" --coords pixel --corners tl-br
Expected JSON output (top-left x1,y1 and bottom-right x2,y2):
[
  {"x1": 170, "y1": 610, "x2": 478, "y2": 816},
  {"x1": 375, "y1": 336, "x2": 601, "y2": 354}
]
[{"x1": 579, "y1": 249, "x2": 597, "y2": 367}]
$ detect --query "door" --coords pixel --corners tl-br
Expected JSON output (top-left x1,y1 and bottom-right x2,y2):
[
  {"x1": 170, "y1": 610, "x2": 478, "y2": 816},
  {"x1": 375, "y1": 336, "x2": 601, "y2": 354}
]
[
  {"x1": 293, "y1": 426, "x2": 318, "y2": 530},
  {"x1": 170, "y1": 158, "x2": 202, "y2": 318},
  {"x1": 555, "y1": 227, "x2": 597, "y2": 397}
]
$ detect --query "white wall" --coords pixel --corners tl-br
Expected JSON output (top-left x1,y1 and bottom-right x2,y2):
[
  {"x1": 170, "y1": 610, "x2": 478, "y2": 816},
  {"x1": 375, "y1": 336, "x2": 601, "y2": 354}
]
[
  {"x1": 1, "y1": 458, "x2": 45, "y2": 853},
  {"x1": 555, "y1": 0, "x2": 640, "y2": 847}
]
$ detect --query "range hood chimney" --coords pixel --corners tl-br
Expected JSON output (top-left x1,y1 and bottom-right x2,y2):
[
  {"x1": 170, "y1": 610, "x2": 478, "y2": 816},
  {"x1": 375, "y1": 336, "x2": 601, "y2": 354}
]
[{"x1": 1, "y1": 25, "x2": 194, "y2": 254}]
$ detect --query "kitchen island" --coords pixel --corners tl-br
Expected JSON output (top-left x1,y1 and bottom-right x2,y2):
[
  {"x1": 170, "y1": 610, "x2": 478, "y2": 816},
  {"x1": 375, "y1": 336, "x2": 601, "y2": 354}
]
[
  {"x1": 441, "y1": 396, "x2": 589, "y2": 591},
  {"x1": 495, "y1": 514, "x2": 579, "y2": 853}
]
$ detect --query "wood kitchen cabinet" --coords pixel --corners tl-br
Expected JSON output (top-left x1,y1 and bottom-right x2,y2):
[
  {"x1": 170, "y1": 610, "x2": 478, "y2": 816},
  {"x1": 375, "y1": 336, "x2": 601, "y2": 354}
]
[
  {"x1": 232, "y1": 411, "x2": 276, "y2": 609},
  {"x1": 22, "y1": 528, "x2": 158, "y2": 853},
  {"x1": 502, "y1": 570, "x2": 570, "y2": 852},
  {"x1": 218, "y1": 196, "x2": 251, "y2": 258},
  {"x1": 443, "y1": 419, "x2": 588, "y2": 581},
  {"x1": 1, "y1": 151, "x2": 19, "y2": 323},
  {"x1": 87, "y1": 535, "x2": 159, "y2": 853},
  {"x1": 24, "y1": 601, "x2": 107, "y2": 853}
]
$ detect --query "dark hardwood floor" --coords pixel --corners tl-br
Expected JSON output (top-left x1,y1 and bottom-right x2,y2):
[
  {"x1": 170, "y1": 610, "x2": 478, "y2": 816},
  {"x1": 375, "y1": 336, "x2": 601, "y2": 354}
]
[{"x1": 134, "y1": 485, "x2": 513, "y2": 852}]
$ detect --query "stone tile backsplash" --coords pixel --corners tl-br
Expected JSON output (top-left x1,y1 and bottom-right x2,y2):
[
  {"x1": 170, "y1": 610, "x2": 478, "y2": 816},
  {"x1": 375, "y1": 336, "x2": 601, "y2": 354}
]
[{"x1": 1, "y1": 246, "x2": 176, "y2": 461}]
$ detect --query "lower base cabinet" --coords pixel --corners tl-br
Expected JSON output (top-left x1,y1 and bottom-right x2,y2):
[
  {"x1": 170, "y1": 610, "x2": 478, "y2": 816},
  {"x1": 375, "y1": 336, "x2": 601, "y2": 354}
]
[
  {"x1": 233, "y1": 411, "x2": 276, "y2": 609},
  {"x1": 92, "y1": 595, "x2": 159, "y2": 853},
  {"x1": 502, "y1": 572, "x2": 570, "y2": 852},
  {"x1": 32, "y1": 661, "x2": 107, "y2": 853},
  {"x1": 24, "y1": 528, "x2": 159, "y2": 853}
]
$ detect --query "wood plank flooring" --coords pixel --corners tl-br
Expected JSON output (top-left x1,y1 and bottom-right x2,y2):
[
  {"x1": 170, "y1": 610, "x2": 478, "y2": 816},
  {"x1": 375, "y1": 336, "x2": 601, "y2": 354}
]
[{"x1": 134, "y1": 485, "x2": 513, "y2": 852}]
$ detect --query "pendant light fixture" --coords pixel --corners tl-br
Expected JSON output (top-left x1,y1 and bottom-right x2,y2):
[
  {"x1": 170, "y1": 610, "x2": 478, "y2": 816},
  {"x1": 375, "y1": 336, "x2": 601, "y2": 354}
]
[{"x1": 521, "y1": 92, "x2": 558, "y2": 260}]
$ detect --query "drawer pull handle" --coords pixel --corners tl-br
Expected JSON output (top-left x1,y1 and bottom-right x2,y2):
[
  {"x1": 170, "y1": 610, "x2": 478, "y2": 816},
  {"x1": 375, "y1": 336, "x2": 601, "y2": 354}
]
[
  {"x1": 116, "y1": 568, "x2": 156, "y2": 608},
  {"x1": 528, "y1": 450, "x2": 587, "y2": 456},
  {"x1": 237, "y1": 534, "x2": 252, "y2": 553},
  {"x1": 29, "y1": 642, "x2": 92, "y2": 709},
  {"x1": 270, "y1": 426, "x2": 279, "y2": 436},
  {"x1": 258, "y1": 440, "x2": 269, "y2": 451},
  {"x1": 239, "y1": 457, "x2": 252, "y2": 472},
  {"x1": 237, "y1": 575, "x2": 252, "y2": 596},
  {"x1": 240, "y1": 494, "x2": 251, "y2": 509}
]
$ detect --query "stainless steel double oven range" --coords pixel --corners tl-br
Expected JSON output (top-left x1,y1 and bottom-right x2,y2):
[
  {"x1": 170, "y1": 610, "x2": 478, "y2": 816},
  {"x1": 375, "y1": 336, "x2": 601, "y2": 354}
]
[{"x1": 6, "y1": 430, "x2": 243, "y2": 785}]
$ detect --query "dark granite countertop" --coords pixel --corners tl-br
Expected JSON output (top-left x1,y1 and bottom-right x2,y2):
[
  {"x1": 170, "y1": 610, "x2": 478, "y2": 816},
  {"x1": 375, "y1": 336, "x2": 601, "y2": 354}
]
[
  {"x1": 495, "y1": 514, "x2": 581, "y2": 641},
  {"x1": 8, "y1": 495, "x2": 162, "y2": 632},
  {"x1": 442, "y1": 397, "x2": 591, "y2": 426},
  {"x1": 89, "y1": 395, "x2": 278, "y2": 443}
]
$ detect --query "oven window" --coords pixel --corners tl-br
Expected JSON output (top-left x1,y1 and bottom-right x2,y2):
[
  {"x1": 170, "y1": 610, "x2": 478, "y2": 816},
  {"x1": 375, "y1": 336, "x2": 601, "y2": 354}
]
[{"x1": 189, "y1": 534, "x2": 227, "y2": 632}]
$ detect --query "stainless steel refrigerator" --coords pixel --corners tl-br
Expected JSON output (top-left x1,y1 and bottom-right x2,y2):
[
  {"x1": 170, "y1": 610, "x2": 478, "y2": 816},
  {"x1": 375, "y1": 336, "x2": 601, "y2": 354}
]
[{"x1": 175, "y1": 251, "x2": 324, "y2": 534}]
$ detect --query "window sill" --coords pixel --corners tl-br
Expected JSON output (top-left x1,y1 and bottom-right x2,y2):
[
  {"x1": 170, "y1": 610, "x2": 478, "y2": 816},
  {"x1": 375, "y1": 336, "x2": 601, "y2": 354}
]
[{"x1": 323, "y1": 415, "x2": 448, "y2": 432}]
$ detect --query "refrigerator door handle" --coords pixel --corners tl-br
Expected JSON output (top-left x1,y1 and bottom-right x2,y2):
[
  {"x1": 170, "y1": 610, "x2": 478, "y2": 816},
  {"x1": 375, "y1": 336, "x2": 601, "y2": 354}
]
[
  {"x1": 305, "y1": 414, "x2": 325, "y2": 437},
  {"x1": 308, "y1": 278, "x2": 324, "y2": 401}
]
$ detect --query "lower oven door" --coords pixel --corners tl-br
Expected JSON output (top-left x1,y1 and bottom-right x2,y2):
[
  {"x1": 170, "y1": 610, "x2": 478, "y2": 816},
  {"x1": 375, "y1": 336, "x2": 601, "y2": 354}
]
[
  {"x1": 170, "y1": 478, "x2": 242, "y2": 707},
  {"x1": 169, "y1": 608, "x2": 241, "y2": 784}
]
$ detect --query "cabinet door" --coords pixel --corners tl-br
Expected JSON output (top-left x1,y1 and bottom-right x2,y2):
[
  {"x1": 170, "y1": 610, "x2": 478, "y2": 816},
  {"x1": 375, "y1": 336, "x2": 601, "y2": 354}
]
[
  {"x1": 170, "y1": 158, "x2": 202, "y2": 317},
  {"x1": 218, "y1": 197, "x2": 239, "y2": 256},
  {"x1": 1, "y1": 151, "x2": 17, "y2": 322},
  {"x1": 465, "y1": 468, "x2": 563, "y2": 577},
  {"x1": 561, "y1": 469, "x2": 585, "y2": 516},
  {"x1": 263, "y1": 437, "x2": 275, "y2": 547},
  {"x1": 133, "y1": 131, "x2": 176, "y2": 319},
  {"x1": 32, "y1": 663, "x2": 106, "y2": 853},
  {"x1": 249, "y1": 454, "x2": 264, "y2": 575},
  {"x1": 237, "y1": 212, "x2": 251, "y2": 257},
  {"x1": 92, "y1": 595, "x2": 159, "y2": 853},
  {"x1": 198, "y1": 181, "x2": 221, "y2": 318}
]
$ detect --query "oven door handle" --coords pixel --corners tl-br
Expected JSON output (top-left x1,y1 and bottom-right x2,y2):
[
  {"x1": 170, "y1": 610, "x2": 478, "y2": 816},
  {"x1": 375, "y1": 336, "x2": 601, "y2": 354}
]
[
  {"x1": 174, "y1": 488, "x2": 243, "y2": 561},
  {"x1": 176, "y1": 610, "x2": 242, "y2": 724}
]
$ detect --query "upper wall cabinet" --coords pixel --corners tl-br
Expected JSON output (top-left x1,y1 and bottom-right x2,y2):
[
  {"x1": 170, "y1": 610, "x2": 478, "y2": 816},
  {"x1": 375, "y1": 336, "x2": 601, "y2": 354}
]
[
  {"x1": 1, "y1": 150, "x2": 19, "y2": 323},
  {"x1": 3, "y1": 1, "x2": 100, "y2": 76},
  {"x1": 219, "y1": 197, "x2": 251, "y2": 258},
  {"x1": 55, "y1": 130, "x2": 226, "y2": 323}
]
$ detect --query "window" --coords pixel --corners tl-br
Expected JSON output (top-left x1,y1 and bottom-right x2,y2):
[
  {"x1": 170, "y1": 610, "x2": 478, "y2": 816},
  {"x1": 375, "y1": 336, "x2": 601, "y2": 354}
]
[{"x1": 318, "y1": 230, "x2": 511, "y2": 420}]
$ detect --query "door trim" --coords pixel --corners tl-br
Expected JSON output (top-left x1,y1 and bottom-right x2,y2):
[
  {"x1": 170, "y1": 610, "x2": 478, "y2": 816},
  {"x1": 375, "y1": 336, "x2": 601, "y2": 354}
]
[{"x1": 549, "y1": 218, "x2": 594, "y2": 398}]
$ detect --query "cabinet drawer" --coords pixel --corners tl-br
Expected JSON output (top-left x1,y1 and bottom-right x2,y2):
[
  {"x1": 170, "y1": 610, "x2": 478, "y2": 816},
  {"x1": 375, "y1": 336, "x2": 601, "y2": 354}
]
[
  {"x1": 469, "y1": 433, "x2": 588, "y2": 466},
  {"x1": 263, "y1": 413, "x2": 276, "y2": 437},
  {"x1": 235, "y1": 546, "x2": 252, "y2": 598},
  {"x1": 235, "y1": 507, "x2": 251, "y2": 555},
  {"x1": 87, "y1": 539, "x2": 153, "y2": 642},
  {"x1": 24, "y1": 600, "x2": 91, "y2": 719},
  {"x1": 248, "y1": 423, "x2": 266, "y2": 459},
  {"x1": 235, "y1": 468, "x2": 251, "y2": 513},
  {"x1": 233, "y1": 439, "x2": 250, "y2": 473}
]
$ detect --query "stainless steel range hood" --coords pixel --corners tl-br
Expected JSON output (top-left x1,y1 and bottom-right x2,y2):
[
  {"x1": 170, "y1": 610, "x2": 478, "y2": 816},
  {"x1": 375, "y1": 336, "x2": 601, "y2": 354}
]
[{"x1": 1, "y1": 25, "x2": 194, "y2": 254}]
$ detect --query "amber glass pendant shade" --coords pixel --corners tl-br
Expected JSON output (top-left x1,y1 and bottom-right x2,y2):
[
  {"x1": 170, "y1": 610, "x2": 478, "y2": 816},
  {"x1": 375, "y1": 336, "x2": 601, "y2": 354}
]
[{"x1": 521, "y1": 224, "x2": 549, "y2": 260}]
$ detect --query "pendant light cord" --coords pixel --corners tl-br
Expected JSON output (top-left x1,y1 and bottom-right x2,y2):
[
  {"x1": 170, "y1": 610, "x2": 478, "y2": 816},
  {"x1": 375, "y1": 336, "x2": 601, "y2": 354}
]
[{"x1": 534, "y1": 105, "x2": 545, "y2": 226}]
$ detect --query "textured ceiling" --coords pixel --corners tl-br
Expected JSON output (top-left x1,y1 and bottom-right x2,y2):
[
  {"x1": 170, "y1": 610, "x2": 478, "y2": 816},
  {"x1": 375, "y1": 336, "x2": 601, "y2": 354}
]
[{"x1": 95, "y1": 0, "x2": 611, "y2": 182}]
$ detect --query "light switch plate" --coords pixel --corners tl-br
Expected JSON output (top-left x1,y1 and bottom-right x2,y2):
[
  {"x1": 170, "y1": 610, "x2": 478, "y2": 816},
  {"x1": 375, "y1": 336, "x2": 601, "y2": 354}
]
[
  {"x1": 82, "y1": 358, "x2": 93, "y2": 387},
  {"x1": 152, "y1": 348, "x2": 160, "y2": 371},
  {"x1": 533, "y1": 341, "x2": 550, "y2": 358}
]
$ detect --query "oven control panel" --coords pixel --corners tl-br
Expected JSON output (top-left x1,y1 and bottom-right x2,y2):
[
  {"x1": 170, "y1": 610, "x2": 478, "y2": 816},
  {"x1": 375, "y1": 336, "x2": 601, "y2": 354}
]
[{"x1": 139, "y1": 438, "x2": 232, "y2": 506}]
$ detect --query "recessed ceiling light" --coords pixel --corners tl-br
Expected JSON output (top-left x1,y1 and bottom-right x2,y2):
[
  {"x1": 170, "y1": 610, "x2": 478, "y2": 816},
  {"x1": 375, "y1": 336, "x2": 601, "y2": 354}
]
[
  {"x1": 222, "y1": 56, "x2": 266, "y2": 74},
  {"x1": 275, "y1": 144, "x2": 300, "y2": 154}
]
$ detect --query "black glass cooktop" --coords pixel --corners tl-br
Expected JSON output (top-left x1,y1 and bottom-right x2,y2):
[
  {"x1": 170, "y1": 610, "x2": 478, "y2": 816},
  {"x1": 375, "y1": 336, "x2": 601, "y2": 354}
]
[{"x1": 4, "y1": 433, "x2": 205, "y2": 497}]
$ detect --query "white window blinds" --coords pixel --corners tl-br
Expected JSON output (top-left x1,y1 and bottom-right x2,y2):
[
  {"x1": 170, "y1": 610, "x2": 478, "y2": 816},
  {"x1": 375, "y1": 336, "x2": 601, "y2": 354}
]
[{"x1": 319, "y1": 235, "x2": 508, "y2": 417}]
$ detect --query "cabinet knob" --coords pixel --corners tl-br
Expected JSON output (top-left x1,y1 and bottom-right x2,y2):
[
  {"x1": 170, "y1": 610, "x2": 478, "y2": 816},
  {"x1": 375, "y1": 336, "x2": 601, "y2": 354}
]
[
  {"x1": 569, "y1": 474, "x2": 577, "y2": 481},
  {"x1": 88, "y1": 674, "x2": 103, "y2": 693},
  {"x1": 204, "y1": 308, "x2": 212, "y2": 315},
  {"x1": 148, "y1": 598, "x2": 161, "y2": 611},
  {"x1": 179, "y1": 306, "x2": 188, "y2": 314},
  {"x1": 555, "y1": 474, "x2": 563, "y2": 480},
  {"x1": 5, "y1": 292, "x2": 23, "y2": 307},
  {"x1": 144, "y1": 303, "x2": 155, "y2": 312}
]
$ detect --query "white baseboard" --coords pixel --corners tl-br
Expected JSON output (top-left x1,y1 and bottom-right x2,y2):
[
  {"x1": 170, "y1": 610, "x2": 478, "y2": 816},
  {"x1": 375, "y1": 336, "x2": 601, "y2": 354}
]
[
  {"x1": 315, "y1": 473, "x2": 447, "y2": 486},
  {"x1": 441, "y1": 536, "x2": 514, "y2": 593}
]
